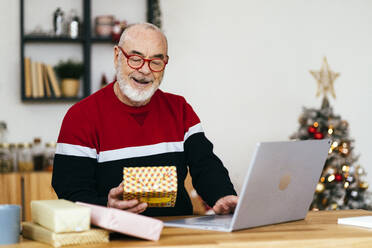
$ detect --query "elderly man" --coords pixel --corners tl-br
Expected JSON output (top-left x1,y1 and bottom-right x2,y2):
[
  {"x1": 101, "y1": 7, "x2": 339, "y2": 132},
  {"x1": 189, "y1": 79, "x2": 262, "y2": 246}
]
[{"x1": 52, "y1": 23, "x2": 238, "y2": 216}]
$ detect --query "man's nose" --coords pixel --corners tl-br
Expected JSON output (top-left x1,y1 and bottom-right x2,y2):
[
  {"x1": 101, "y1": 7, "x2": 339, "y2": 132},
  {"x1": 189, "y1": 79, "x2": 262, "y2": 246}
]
[{"x1": 138, "y1": 61, "x2": 151, "y2": 74}]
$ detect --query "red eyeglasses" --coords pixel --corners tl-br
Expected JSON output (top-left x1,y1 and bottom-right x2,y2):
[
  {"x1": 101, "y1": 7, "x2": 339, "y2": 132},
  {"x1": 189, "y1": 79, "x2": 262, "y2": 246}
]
[{"x1": 118, "y1": 46, "x2": 168, "y2": 72}]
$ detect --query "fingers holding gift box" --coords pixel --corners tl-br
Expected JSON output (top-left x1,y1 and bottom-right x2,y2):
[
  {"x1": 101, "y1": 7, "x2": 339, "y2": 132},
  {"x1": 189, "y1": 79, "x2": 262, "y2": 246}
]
[
  {"x1": 123, "y1": 166, "x2": 178, "y2": 207},
  {"x1": 107, "y1": 183, "x2": 148, "y2": 214}
]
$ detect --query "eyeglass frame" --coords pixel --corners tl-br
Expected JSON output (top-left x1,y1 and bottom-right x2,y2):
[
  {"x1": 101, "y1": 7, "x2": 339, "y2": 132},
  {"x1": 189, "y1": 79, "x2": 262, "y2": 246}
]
[{"x1": 117, "y1": 46, "x2": 168, "y2": 72}]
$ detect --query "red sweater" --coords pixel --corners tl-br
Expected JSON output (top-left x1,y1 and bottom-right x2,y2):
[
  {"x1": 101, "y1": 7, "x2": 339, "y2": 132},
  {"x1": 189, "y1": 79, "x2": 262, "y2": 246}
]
[{"x1": 52, "y1": 82, "x2": 236, "y2": 216}]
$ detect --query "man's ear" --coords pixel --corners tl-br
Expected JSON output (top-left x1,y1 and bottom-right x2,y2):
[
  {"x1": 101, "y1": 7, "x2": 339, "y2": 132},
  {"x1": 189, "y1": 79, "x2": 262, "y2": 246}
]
[{"x1": 114, "y1": 46, "x2": 120, "y2": 68}]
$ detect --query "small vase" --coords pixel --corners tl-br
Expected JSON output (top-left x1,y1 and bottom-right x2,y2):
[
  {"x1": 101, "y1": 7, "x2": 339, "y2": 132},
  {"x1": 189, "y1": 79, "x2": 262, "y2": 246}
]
[{"x1": 61, "y1": 78, "x2": 79, "y2": 97}]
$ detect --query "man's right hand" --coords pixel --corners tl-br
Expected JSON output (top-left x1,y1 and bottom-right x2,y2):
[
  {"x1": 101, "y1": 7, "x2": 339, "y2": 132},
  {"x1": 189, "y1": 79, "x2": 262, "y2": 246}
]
[{"x1": 107, "y1": 183, "x2": 148, "y2": 214}]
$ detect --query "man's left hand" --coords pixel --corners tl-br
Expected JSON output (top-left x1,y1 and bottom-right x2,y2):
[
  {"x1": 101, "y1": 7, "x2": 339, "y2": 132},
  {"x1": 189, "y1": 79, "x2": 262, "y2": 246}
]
[{"x1": 212, "y1": 195, "x2": 239, "y2": 215}]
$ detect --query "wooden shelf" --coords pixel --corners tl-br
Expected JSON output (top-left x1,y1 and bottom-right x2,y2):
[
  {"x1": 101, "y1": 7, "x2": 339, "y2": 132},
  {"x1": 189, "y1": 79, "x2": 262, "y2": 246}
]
[
  {"x1": 23, "y1": 35, "x2": 84, "y2": 43},
  {"x1": 21, "y1": 96, "x2": 84, "y2": 103}
]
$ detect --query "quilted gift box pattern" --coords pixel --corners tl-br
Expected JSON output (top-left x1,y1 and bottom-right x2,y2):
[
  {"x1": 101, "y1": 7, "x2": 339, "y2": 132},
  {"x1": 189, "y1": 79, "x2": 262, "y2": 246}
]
[{"x1": 123, "y1": 166, "x2": 177, "y2": 207}]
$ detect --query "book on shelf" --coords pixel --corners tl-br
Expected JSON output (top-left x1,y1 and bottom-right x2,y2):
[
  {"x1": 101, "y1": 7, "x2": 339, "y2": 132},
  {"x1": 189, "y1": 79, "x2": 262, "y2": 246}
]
[
  {"x1": 36, "y1": 62, "x2": 44, "y2": 98},
  {"x1": 23, "y1": 58, "x2": 62, "y2": 99},
  {"x1": 46, "y1": 64, "x2": 62, "y2": 98},
  {"x1": 24, "y1": 57, "x2": 32, "y2": 97},
  {"x1": 42, "y1": 64, "x2": 52, "y2": 98},
  {"x1": 30, "y1": 61, "x2": 38, "y2": 98}
]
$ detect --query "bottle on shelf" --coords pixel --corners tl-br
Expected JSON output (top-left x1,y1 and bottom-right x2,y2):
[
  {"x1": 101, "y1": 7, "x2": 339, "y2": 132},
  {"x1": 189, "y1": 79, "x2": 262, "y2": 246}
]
[
  {"x1": 18, "y1": 143, "x2": 34, "y2": 172},
  {"x1": 32, "y1": 138, "x2": 44, "y2": 171},
  {"x1": 68, "y1": 9, "x2": 80, "y2": 39},
  {"x1": 53, "y1": 7, "x2": 65, "y2": 36},
  {"x1": 0, "y1": 121, "x2": 7, "y2": 143},
  {"x1": 44, "y1": 142, "x2": 56, "y2": 171},
  {"x1": 0, "y1": 143, "x2": 13, "y2": 173},
  {"x1": 9, "y1": 143, "x2": 18, "y2": 172}
]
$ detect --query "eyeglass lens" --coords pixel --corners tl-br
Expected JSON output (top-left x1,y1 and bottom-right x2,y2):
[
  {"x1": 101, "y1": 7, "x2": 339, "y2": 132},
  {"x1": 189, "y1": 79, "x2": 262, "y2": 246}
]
[{"x1": 128, "y1": 56, "x2": 165, "y2": 72}]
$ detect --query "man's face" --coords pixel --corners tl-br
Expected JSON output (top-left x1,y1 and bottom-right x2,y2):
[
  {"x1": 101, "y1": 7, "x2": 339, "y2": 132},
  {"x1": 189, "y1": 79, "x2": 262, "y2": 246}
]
[{"x1": 114, "y1": 27, "x2": 168, "y2": 106}]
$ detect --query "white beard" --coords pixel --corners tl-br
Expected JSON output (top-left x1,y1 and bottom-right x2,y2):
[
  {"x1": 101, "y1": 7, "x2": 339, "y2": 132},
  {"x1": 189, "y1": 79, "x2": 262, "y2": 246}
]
[{"x1": 115, "y1": 59, "x2": 159, "y2": 105}]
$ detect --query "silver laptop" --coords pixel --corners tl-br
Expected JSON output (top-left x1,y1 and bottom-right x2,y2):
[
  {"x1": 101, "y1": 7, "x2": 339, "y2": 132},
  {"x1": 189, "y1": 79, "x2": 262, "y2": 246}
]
[{"x1": 164, "y1": 139, "x2": 331, "y2": 232}]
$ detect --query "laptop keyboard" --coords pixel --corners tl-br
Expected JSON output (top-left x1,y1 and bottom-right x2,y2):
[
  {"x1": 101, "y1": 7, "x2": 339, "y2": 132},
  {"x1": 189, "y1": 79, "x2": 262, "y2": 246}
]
[{"x1": 185, "y1": 214, "x2": 233, "y2": 227}]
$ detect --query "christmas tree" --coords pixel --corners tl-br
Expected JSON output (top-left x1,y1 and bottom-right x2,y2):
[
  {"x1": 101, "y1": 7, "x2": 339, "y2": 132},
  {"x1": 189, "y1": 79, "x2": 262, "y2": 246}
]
[{"x1": 291, "y1": 57, "x2": 372, "y2": 210}]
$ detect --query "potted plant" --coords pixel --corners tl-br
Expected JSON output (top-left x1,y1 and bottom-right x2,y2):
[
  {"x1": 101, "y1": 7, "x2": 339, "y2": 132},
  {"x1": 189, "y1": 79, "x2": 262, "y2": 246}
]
[{"x1": 54, "y1": 59, "x2": 84, "y2": 97}]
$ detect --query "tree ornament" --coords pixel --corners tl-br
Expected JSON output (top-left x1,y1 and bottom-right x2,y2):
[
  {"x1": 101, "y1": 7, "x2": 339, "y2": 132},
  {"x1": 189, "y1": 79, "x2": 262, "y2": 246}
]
[
  {"x1": 357, "y1": 166, "x2": 366, "y2": 175},
  {"x1": 360, "y1": 182, "x2": 369, "y2": 190},
  {"x1": 344, "y1": 182, "x2": 350, "y2": 189},
  {"x1": 314, "y1": 132, "x2": 324, "y2": 139},
  {"x1": 338, "y1": 142, "x2": 350, "y2": 155},
  {"x1": 327, "y1": 174, "x2": 335, "y2": 182},
  {"x1": 346, "y1": 176, "x2": 354, "y2": 183},
  {"x1": 350, "y1": 191, "x2": 359, "y2": 199},
  {"x1": 325, "y1": 167, "x2": 336, "y2": 175},
  {"x1": 307, "y1": 119, "x2": 315, "y2": 126},
  {"x1": 341, "y1": 120, "x2": 349, "y2": 129},
  {"x1": 342, "y1": 165, "x2": 350, "y2": 172},
  {"x1": 316, "y1": 183, "x2": 325, "y2": 193},
  {"x1": 308, "y1": 126, "x2": 317, "y2": 134},
  {"x1": 298, "y1": 115, "x2": 306, "y2": 125},
  {"x1": 310, "y1": 56, "x2": 340, "y2": 99},
  {"x1": 335, "y1": 173, "x2": 343, "y2": 182},
  {"x1": 328, "y1": 125, "x2": 334, "y2": 135}
]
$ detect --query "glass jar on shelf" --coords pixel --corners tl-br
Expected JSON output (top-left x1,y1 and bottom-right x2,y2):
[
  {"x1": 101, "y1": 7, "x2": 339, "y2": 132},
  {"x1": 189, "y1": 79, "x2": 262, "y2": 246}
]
[
  {"x1": 9, "y1": 143, "x2": 18, "y2": 172},
  {"x1": 44, "y1": 142, "x2": 56, "y2": 171},
  {"x1": 18, "y1": 142, "x2": 34, "y2": 172},
  {"x1": 32, "y1": 138, "x2": 44, "y2": 171},
  {"x1": 0, "y1": 143, "x2": 13, "y2": 173}
]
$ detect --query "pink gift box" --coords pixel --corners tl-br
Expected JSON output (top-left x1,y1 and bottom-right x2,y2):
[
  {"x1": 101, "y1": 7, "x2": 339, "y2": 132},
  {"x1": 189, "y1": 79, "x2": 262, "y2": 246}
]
[{"x1": 76, "y1": 202, "x2": 163, "y2": 241}]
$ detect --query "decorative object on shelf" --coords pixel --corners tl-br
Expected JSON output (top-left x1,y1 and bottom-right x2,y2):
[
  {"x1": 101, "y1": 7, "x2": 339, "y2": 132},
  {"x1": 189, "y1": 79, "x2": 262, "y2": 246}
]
[
  {"x1": 67, "y1": 9, "x2": 80, "y2": 39},
  {"x1": 44, "y1": 142, "x2": 56, "y2": 172},
  {"x1": 18, "y1": 143, "x2": 34, "y2": 172},
  {"x1": 111, "y1": 20, "x2": 122, "y2": 43},
  {"x1": 147, "y1": 0, "x2": 162, "y2": 28},
  {"x1": 0, "y1": 143, "x2": 13, "y2": 173},
  {"x1": 53, "y1": 7, "x2": 65, "y2": 36},
  {"x1": 54, "y1": 60, "x2": 84, "y2": 97},
  {"x1": 27, "y1": 26, "x2": 48, "y2": 36},
  {"x1": 0, "y1": 121, "x2": 7, "y2": 143},
  {"x1": 32, "y1": 138, "x2": 44, "y2": 171},
  {"x1": 9, "y1": 143, "x2": 18, "y2": 172},
  {"x1": 95, "y1": 15, "x2": 114, "y2": 37}
]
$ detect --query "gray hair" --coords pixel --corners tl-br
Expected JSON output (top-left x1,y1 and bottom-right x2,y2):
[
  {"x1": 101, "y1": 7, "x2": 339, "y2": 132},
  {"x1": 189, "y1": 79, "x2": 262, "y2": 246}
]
[{"x1": 118, "y1": 22, "x2": 168, "y2": 50}]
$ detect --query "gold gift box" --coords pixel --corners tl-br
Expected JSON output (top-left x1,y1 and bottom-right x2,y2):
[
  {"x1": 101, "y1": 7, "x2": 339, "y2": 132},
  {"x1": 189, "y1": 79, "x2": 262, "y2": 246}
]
[{"x1": 123, "y1": 166, "x2": 177, "y2": 207}]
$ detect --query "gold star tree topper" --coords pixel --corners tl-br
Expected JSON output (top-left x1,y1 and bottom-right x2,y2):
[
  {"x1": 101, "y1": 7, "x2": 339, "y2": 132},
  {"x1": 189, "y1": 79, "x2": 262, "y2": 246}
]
[{"x1": 310, "y1": 57, "x2": 340, "y2": 99}]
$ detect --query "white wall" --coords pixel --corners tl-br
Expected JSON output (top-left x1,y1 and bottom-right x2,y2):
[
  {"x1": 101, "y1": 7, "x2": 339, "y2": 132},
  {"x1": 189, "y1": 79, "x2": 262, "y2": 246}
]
[{"x1": 1, "y1": 0, "x2": 371, "y2": 192}]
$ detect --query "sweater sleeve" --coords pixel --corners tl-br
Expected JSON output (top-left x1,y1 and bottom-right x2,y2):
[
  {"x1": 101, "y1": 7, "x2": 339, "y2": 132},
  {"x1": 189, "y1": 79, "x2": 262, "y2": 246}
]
[
  {"x1": 183, "y1": 101, "x2": 236, "y2": 207},
  {"x1": 52, "y1": 105, "x2": 107, "y2": 206}
]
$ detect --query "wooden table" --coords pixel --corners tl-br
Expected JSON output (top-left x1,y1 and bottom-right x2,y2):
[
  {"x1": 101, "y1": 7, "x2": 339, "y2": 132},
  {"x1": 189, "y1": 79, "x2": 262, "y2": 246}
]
[{"x1": 5, "y1": 210, "x2": 372, "y2": 248}]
